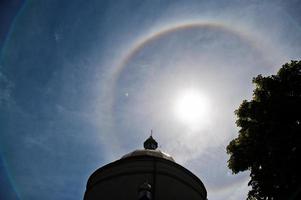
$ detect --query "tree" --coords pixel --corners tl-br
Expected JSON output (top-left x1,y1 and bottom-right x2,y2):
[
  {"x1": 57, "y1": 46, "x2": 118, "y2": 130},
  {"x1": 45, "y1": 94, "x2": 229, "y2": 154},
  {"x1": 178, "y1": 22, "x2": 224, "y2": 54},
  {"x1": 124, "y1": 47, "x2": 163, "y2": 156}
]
[{"x1": 227, "y1": 61, "x2": 301, "y2": 200}]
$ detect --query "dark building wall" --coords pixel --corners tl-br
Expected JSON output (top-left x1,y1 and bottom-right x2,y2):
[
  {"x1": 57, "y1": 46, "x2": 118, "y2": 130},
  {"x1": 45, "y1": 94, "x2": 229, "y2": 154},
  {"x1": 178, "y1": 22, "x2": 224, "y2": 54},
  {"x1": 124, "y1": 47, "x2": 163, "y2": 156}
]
[{"x1": 84, "y1": 155, "x2": 207, "y2": 200}]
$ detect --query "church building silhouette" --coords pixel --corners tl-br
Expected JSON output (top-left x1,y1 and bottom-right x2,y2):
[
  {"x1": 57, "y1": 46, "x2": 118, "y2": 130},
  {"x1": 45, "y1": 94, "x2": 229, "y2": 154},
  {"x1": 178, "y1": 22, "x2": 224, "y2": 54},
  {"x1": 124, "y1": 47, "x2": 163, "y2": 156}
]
[{"x1": 84, "y1": 134, "x2": 207, "y2": 200}]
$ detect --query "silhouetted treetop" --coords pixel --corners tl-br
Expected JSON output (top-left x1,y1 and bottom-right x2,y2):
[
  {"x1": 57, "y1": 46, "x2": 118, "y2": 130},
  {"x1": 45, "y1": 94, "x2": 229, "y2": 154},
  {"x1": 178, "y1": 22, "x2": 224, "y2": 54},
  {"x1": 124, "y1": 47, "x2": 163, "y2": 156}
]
[{"x1": 227, "y1": 60, "x2": 301, "y2": 200}]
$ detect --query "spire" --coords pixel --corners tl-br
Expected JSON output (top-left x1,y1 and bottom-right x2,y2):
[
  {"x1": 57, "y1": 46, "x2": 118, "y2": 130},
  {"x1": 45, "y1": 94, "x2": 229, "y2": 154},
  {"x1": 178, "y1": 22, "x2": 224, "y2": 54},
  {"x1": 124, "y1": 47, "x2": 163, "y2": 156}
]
[{"x1": 143, "y1": 131, "x2": 158, "y2": 150}]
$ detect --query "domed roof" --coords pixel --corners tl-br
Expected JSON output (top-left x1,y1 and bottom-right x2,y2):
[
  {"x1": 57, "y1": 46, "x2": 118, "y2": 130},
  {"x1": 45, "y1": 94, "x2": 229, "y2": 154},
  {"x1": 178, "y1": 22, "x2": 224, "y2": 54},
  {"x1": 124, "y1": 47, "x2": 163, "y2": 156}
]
[
  {"x1": 85, "y1": 133, "x2": 207, "y2": 200},
  {"x1": 121, "y1": 149, "x2": 175, "y2": 162},
  {"x1": 121, "y1": 134, "x2": 175, "y2": 162}
]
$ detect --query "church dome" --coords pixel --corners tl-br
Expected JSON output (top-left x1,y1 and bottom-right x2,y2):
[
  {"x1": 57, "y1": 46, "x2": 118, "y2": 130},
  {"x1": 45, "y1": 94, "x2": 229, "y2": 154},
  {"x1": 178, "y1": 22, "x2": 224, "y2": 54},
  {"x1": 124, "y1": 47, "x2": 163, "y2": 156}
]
[
  {"x1": 84, "y1": 134, "x2": 207, "y2": 200},
  {"x1": 121, "y1": 149, "x2": 175, "y2": 162},
  {"x1": 122, "y1": 134, "x2": 175, "y2": 162}
]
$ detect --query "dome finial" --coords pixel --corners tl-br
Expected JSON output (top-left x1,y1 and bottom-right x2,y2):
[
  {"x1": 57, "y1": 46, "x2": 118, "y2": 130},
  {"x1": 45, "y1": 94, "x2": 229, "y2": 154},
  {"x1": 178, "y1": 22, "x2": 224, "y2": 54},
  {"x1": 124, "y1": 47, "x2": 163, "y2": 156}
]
[{"x1": 144, "y1": 130, "x2": 158, "y2": 150}]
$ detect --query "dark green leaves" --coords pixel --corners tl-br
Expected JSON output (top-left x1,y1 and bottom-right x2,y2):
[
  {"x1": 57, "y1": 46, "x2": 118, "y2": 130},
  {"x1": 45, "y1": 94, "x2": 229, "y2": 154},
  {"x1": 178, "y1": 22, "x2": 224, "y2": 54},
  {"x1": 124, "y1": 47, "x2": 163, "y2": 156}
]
[{"x1": 227, "y1": 61, "x2": 301, "y2": 199}]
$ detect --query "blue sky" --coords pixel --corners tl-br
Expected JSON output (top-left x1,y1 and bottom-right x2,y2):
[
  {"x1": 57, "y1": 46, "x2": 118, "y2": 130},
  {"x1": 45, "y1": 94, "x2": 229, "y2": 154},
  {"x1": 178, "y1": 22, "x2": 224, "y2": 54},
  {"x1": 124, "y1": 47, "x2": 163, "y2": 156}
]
[{"x1": 1, "y1": 0, "x2": 301, "y2": 199}]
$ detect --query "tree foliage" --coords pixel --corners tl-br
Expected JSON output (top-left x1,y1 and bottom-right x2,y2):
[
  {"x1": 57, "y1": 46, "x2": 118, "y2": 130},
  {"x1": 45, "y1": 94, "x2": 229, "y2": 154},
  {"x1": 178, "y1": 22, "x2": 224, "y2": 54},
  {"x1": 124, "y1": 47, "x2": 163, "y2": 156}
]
[{"x1": 227, "y1": 61, "x2": 301, "y2": 199}]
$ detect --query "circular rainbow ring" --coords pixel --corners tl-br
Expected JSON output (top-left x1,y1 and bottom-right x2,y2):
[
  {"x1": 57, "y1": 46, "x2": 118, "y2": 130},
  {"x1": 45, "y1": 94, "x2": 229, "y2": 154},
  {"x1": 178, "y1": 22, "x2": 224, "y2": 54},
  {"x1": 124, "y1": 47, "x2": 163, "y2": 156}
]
[
  {"x1": 107, "y1": 21, "x2": 274, "y2": 111},
  {"x1": 104, "y1": 21, "x2": 263, "y2": 196}
]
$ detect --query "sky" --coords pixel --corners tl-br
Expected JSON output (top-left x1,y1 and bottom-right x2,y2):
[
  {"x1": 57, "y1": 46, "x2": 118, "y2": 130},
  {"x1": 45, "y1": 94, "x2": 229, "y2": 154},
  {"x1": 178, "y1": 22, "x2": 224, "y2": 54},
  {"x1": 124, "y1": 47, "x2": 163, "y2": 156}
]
[{"x1": 0, "y1": 0, "x2": 301, "y2": 199}]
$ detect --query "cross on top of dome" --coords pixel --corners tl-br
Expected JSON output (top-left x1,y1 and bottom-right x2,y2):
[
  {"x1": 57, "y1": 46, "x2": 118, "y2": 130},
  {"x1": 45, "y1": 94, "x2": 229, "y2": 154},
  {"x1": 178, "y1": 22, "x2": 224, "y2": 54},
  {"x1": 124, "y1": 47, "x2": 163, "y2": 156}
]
[{"x1": 143, "y1": 130, "x2": 158, "y2": 150}]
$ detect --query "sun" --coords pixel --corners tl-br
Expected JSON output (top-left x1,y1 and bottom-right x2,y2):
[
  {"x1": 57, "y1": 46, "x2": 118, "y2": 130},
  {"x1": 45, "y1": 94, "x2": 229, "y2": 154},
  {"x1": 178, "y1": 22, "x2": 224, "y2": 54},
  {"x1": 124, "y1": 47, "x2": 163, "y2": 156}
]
[{"x1": 174, "y1": 89, "x2": 211, "y2": 129}]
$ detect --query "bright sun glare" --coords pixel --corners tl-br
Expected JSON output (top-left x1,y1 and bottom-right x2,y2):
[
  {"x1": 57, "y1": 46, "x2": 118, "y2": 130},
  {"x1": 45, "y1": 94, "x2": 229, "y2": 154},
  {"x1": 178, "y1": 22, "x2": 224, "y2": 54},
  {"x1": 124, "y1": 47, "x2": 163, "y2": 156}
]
[{"x1": 174, "y1": 89, "x2": 211, "y2": 129}]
